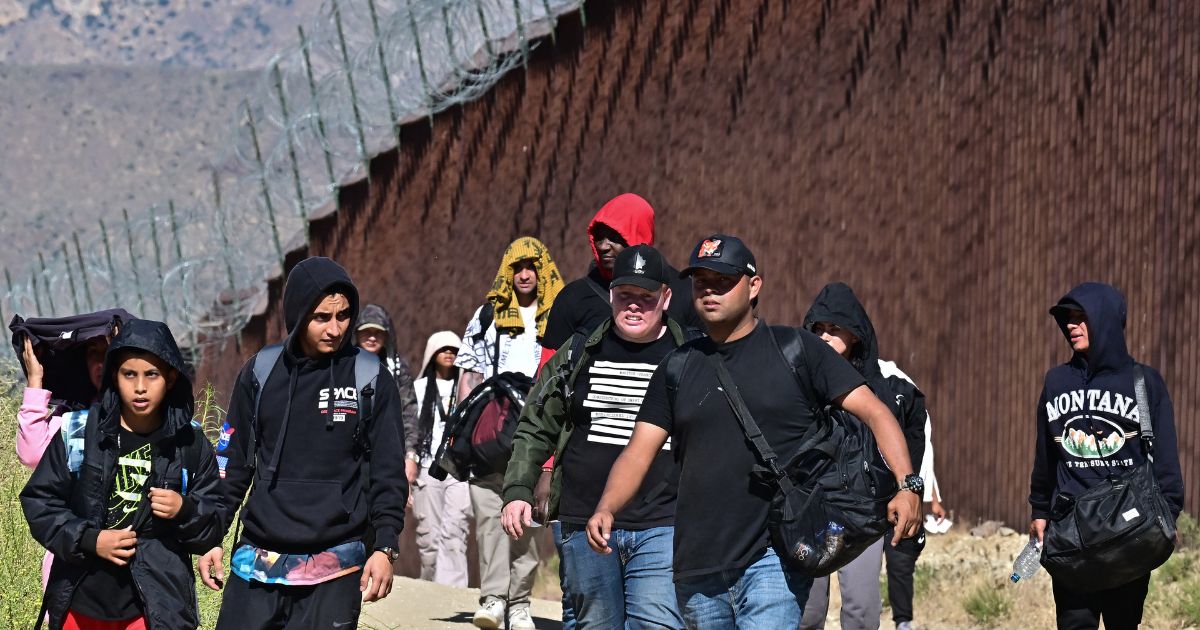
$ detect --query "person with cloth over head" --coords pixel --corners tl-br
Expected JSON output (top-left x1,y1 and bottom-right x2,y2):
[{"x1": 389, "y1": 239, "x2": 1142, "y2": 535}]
[{"x1": 453, "y1": 236, "x2": 563, "y2": 630}]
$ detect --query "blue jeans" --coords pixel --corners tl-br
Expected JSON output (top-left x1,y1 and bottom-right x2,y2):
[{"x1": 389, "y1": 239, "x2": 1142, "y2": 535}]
[
  {"x1": 553, "y1": 521, "x2": 577, "y2": 630},
  {"x1": 560, "y1": 523, "x2": 683, "y2": 629},
  {"x1": 675, "y1": 547, "x2": 814, "y2": 630}
]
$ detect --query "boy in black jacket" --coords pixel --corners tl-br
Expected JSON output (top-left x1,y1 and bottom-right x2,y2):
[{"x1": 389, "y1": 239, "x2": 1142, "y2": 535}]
[
  {"x1": 1029, "y1": 282, "x2": 1184, "y2": 629},
  {"x1": 198, "y1": 256, "x2": 407, "y2": 629},
  {"x1": 21, "y1": 319, "x2": 224, "y2": 630}
]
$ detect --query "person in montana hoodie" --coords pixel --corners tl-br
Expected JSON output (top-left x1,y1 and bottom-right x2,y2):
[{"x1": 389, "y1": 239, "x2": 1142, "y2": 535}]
[
  {"x1": 799, "y1": 282, "x2": 927, "y2": 630},
  {"x1": 1029, "y1": 282, "x2": 1183, "y2": 630},
  {"x1": 198, "y1": 256, "x2": 408, "y2": 629},
  {"x1": 22, "y1": 318, "x2": 224, "y2": 630}
]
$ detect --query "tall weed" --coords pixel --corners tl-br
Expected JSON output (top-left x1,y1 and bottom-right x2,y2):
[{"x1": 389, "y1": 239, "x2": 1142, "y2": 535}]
[
  {"x1": 0, "y1": 390, "x2": 45, "y2": 627},
  {"x1": 962, "y1": 582, "x2": 1012, "y2": 626}
]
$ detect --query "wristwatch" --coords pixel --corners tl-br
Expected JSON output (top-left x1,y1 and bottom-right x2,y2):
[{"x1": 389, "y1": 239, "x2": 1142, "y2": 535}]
[
  {"x1": 405, "y1": 451, "x2": 421, "y2": 463},
  {"x1": 899, "y1": 473, "x2": 924, "y2": 496},
  {"x1": 376, "y1": 546, "x2": 399, "y2": 562}
]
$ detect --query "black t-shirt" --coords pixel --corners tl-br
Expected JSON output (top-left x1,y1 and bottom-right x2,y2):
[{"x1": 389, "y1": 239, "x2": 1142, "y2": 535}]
[
  {"x1": 542, "y1": 266, "x2": 703, "y2": 349},
  {"x1": 638, "y1": 321, "x2": 864, "y2": 579},
  {"x1": 558, "y1": 330, "x2": 678, "y2": 529},
  {"x1": 71, "y1": 428, "x2": 154, "y2": 621}
]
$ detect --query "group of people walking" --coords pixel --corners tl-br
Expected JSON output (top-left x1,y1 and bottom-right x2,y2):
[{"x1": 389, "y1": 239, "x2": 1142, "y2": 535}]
[{"x1": 11, "y1": 190, "x2": 1185, "y2": 630}]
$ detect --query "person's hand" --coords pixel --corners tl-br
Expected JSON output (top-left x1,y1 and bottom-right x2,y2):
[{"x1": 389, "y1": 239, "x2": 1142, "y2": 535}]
[
  {"x1": 149, "y1": 487, "x2": 183, "y2": 520},
  {"x1": 22, "y1": 337, "x2": 44, "y2": 390},
  {"x1": 405, "y1": 458, "x2": 419, "y2": 485},
  {"x1": 889, "y1": 490, "x2": 921, "y2": 545},
  {"x1": 96, "y1": 528, "x2": 137, "y2": 566},
  {"x1": 930, "y1": 498, "x2": 947, "y2": 521},
  {"x1": 198, "y1": 547, "x2": 225, "y2": 590},
  {"x1": 360, "y1": 551, "x2": 395, "y2": 602},
  {"x1": 502, "y1": 500, "x2": 533, "y2": 539},
  {"x1": 533, "y1": 470, "x2": 552, "y2": 524},
  {"x1": 586, "y1": 510, "x2": 615, "y2": 554},
  {"x1": 1030, "y1": 519, "x2": 1047, "y2": 545}
]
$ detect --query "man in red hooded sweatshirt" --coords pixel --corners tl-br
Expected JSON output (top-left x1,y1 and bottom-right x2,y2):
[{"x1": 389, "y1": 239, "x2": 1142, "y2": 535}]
[{"x1": 541, "y1": 193, "x2": 701, "y2": 356}]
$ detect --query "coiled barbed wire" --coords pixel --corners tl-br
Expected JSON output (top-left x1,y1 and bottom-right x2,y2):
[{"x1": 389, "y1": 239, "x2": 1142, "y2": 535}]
[{"x1": 1, "y1": 0, "x2": 584, "y2": 362}]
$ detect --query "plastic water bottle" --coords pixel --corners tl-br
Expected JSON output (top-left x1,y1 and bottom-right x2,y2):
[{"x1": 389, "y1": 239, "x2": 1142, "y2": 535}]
[{"x1": 1010, "y1": 540, "x2": 1042, "y2": 583}]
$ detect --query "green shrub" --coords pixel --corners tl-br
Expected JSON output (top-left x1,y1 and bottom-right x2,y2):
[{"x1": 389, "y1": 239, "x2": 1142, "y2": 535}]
[
  {"x1": 1154, "y1": 552, "x2": 1194, "y2": 585},
  {"x1": 1177, "y1": 513, "x2": 1199, "y2": 549},
  {"x1": 1174, "y1": 577, "x2": 1200, "y2": 626},
  {"x1": 0, "y1": 391, "x2": 45, "y2": 628},
  {"x1": 913, "y1": 563, "x2": 935, "y2": 598},
  {"x1": 962, "y1": 583, "x2": 1012, "y2": 626}
]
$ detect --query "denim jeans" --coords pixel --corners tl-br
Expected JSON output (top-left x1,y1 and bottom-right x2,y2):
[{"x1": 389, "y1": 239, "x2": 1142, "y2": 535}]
[
  {"x1": 559, "y1": 523, "x2": 683, "y2": 629},
  {"x1": 553, "y1": 521, "x2": 577, "y2": 630},
  {"x1": 675, "y1": 547, "x2": 814, "y2": 630}
]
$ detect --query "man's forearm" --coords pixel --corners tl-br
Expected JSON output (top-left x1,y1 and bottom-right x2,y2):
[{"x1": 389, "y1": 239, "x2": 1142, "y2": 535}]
[
  {"x1": 844, "y1": 388, "x2": 914, "y2": 479},
  {"x1": 458, "y1": 371, "x2": 483, "y2": 402},
  {"x1": 595, "y1": 449, "x2": 654, "y2": 515}
]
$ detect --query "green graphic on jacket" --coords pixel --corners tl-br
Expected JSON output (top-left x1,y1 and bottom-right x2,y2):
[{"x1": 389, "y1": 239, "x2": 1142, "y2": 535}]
[
  {"x1": 1056, "y1": 416, "x2": 1132, "y2": 459},
  {"x1": 107, "y1": 440, "x2": 153, "y2": 528}
]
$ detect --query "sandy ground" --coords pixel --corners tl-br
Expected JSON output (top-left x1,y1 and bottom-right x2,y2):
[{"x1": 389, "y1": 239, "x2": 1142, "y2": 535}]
[{"x1": 360, "y1": 578, "x2": 563, "y2": 630}]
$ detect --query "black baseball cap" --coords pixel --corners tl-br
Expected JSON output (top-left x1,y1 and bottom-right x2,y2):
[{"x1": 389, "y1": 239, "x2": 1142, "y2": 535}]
[
  {"x1": 683, "y1": 234, "x2": 758, "y2": 277},
  {"x1": 610, "y1": 244, "x2": 671, "y2": 291}
]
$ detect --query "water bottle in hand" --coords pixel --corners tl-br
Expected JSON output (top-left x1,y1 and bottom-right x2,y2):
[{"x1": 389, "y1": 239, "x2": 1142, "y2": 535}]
[{"x1": 1010, "y1": 539, "x2": 1042, "y2": 583}]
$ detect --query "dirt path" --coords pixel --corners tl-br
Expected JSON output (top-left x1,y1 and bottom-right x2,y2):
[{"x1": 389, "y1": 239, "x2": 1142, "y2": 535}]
[{"x1": 360, "y1": 578, "x2": 563, "y2": 630}]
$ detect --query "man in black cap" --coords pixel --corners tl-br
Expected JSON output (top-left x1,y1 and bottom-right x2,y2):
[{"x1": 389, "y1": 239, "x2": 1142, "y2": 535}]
[
  {"x1": 586, "y1": 235, "x2": 922, "y2": 629},
  {"x1": 500, "y1": 244, "x2": 690, "y2": 628}
]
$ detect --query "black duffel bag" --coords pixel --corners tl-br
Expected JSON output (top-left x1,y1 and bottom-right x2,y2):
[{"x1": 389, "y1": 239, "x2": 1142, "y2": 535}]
[
  {"x1": 1040, "y1": 365, "x2": 1176, "y2": 593},
  {"x1": 706, "y1": 328, "x2": 898, "y2": 577}
]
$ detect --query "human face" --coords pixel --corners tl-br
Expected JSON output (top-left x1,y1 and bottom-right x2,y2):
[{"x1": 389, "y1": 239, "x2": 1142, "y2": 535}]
[
  {"x1": 592, "y1": 223, "x2": 628, "y2": 272},
  {"x1": 85, "y1": 338, "x2": 108, "y2": 390},
  {"x1": 114, "y1": 353, "x2": 177, "y2": 427},
  {"x1": 302, "y1": 293, "x2": 352, "y2": 357},
  {"x1": 611, "y1": 285, "x2": 671, "y2": 342},
  {"x1": 690, "y1": 268, "x2": 759, "y2": 326},
  {"x1": 356, "y1": 327, "x2": 388, "y2": 355},
  {"x1": 435, "y1": 346, "x2": 458, "y2": 370},
  {"x1": 512, "y1": 259, "x2": 539, "y2": 298},
  {"x1": 811, "y1": 321, "x2": 859, "y2": 359},
  {"x1": 1065, "y1": 309, "x2": 1089, "y2": 354}
]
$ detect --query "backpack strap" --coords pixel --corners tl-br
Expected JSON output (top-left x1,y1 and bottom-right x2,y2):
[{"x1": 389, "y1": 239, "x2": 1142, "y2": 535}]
[
  {"x1": 352, "y1": 348, "x2": 382, "y2": 459},
  {"x1": 1133, "y1": 364, "x2": 1154, "y2": 458},
  {"x1": 765, "y1": 326, "x2": 820, "y2": 407},
  {"x1": 585, "y1": 275, "x2": 611, "y2": 304},
  {"x1": 61, "y1": 408, "x2": 90, "y2": 476}
]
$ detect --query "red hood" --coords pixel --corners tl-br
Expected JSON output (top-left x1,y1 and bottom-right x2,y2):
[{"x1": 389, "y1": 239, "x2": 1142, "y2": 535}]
[{"x1": 588, "y1": 193, "x2": 656, "y2": 279}]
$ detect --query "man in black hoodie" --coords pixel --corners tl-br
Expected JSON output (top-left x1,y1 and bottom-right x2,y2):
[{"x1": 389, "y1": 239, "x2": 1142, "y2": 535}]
[
  {"x1": 199, "y1": 257, "x2": 408, "y2": 629},
  {"x1": 798, "y1": 282, "x2": 927, "y2": 630},
  {"x1": 1029, "y1": 282, "x2": 1183, "y2": 629}
]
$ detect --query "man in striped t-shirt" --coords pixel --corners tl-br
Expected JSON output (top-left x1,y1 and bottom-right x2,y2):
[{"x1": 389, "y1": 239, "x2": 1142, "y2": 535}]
[{"x1": 502, "y1": 244, "x2": 694, "y2": 629}]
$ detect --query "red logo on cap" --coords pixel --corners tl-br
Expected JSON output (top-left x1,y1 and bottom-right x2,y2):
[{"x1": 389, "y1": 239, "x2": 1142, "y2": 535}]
[{"x1": 698, "y1": 239, "x2": 722, "y2": 258}]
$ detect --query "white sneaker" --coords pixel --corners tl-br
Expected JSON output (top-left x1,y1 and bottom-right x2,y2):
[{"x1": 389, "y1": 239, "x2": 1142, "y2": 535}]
[
  {"x1": 472, "y1": 598, "x2": 506, "y2": 629},
  {"x1": 508, "y1": 607, "x2": 536, "y2": 630}
]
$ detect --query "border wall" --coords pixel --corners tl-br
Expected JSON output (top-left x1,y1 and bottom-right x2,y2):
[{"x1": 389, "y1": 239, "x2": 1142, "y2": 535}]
[{"x1": 198, "y1": 0, "x2": 1200, "y2": 537}]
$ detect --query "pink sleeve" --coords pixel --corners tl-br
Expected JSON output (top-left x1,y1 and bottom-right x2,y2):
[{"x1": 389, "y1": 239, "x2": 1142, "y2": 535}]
[{"x1": 17, "y1": 388, "x2": 59, "y2": 469}]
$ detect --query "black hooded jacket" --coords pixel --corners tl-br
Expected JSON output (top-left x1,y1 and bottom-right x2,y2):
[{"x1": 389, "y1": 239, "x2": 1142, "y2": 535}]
[
  {"x1": 1029, "y1": 283, "x2": 1183, "y2": 521},
  {"x1": 803, "y1": 282, "x2": 926, "y2": 467},
  {"x1": 21, "y1": 319, "x2": 224, "y2": 630},
  {"x1": 216, "y1": 257, "x2": 407, "y2": 555},
  {"x1": 354, "y1": 303, "x2": 419, "y2": 455}
]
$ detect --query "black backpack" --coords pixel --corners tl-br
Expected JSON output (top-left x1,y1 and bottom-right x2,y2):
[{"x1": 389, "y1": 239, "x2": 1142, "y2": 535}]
[
  {"x1": 429, "y1": 303, "x2": 534, "y2": 481},
  {"x1": 666, "y1": 325, "x2": 897, "y2": 577},
  {"x1": 1040, "y1": 365, "x2": 1177, "y2": 592}
]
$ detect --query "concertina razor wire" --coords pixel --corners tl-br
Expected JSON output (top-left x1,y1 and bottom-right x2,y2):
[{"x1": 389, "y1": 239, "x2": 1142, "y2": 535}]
[{"x1": 0, "y1": 0, "x2": 586, "y2": 364}]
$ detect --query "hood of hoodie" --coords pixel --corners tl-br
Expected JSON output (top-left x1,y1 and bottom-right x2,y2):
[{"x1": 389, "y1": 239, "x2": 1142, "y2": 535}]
[
  {"x1": 1049, "y1": 282, "x2": 1132, "y2": 376},
  {"x1": 420, "y1": 330, "x2": 462, "y2": 378},
  {"x1": 355, "y1": 303, "x2": 397, "y2": 358},
  {"x1": 802, "y1": 282, "x2": 883, "y2": 383},
  {"x1": 588, "y1": 193, "x2": 656, "y2": 280},
  {"x1": 282, "y1": 257, "x2": 360, "y2": 357},
  {"x1": 96, "y1": 318, "x2": 194, "y2": 436}
]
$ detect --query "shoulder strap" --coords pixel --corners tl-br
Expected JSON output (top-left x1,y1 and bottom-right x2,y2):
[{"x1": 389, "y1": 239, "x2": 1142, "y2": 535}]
[
  {"x1": 353, "y1": 348, "x2": 382, "y2": 459},
  {"x1": 252, "y1": 344, "x2": 285, "y2": 421},
  {"x1": 586, "y1": 275, "x2": 611, "y2": 304},
  {"x1": 705, "y1": 348, "x2": 792, "y2": 493},
  {"x1": 1133, "y1": 364, "x2": 1154, "y2": 457},
  {"x1": 61, "y1": 408, "x2": 90, "y2": 476},
  {"x1": 474, "y1": 303, "x2": 494, "y2": 342},
  {"x1": 355, "y1": 348, "x2": 381, "y2": 394},
  {"x1": 766, "y1": 326, "x2": 819, "y2": 407}
]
